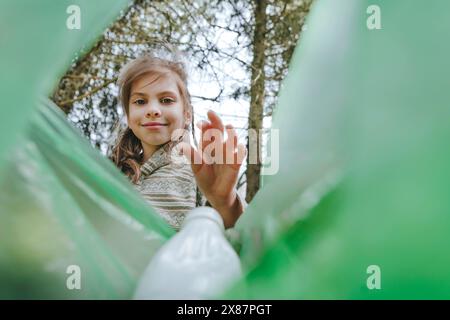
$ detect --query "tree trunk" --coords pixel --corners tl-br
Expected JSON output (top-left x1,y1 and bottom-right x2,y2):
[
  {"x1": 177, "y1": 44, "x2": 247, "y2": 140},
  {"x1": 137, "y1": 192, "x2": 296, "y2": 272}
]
[{"x1": 246, "y1": 0, "x2": 267, "y2": 203}]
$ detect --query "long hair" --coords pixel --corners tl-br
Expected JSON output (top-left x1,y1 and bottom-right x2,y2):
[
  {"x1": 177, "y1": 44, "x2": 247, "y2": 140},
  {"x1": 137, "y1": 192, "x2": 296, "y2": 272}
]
[{"x1": 111, "y1": 54, "x2": 193, "y2": 183}]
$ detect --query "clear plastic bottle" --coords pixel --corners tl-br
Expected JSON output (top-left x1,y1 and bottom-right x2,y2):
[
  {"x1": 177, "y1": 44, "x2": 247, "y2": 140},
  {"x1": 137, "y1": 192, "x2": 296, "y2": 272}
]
[{"x1": 133, "y1": 207, "x2": 242, "y2": 299}]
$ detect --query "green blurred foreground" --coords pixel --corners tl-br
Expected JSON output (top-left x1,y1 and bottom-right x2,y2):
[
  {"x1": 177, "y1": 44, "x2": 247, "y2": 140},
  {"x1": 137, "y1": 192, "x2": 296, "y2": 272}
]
[{"x1": 1, "y1": 0, "x2": 450, "y2": 299}]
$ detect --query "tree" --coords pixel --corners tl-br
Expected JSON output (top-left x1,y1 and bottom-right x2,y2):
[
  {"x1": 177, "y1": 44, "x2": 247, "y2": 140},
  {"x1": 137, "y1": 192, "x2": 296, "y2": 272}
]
[{"x1": 244, "y1": 0, "x2": 313, "y2": 202}]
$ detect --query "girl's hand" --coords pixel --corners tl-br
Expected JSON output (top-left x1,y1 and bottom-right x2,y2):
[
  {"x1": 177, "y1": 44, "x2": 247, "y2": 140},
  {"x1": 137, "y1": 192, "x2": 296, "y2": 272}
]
[{"x1": 180, "y1": 110, "x2": 247, "y2": 228}]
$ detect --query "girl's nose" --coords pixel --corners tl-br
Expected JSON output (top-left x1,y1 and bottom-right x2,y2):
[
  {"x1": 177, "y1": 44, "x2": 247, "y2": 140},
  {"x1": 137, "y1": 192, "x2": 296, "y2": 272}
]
[{"x1": 146, "y1": 104, "x2": 161, "y2": 118}]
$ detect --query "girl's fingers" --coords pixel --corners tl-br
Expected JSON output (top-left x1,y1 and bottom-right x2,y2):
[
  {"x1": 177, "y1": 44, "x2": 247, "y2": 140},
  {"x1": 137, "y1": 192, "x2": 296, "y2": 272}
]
[
  {"x1": 225, "y1": 124, "x2": 238, "y2": 150},
  {"x1": 196, "y1": 120, "x2": 209, "y2": 130},
  {"x1": 197, "y1": 121, "x2": 213, "y2": 153},
  {"x1": 207, "y1": 110, "x2": 224, "y2": 133},
  {"x1": 196, "y1": 113, "x2": 245, "y2": 166},
  {"x1": 198, "y1": 119, "x2": 224, "y2": 163},
  {"x1": 179, "y1": 142, "x2": 203, "y2": 173},
  {"x1": 224, "y1": 124, "x2": 238, "y2": 164}
]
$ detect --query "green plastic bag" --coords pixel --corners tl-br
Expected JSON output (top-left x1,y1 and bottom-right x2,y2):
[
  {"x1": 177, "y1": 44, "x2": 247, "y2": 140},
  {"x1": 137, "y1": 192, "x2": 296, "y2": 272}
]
[
  {"x1": 0, "y1": 0, "x2": 129, "y2": 172},
  {"x1": 0, "y1": 0, "x2": 176, "y2": 299},
  {"x1": 0, "y1": 98, "x2": 174, "y2": 299},
  {"x1": 229, "y1": 0, "x2": 450, "y2": 299}
]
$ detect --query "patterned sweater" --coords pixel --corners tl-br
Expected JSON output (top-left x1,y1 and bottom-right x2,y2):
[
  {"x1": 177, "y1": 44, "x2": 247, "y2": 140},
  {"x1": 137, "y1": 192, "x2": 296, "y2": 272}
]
[{"x1": 133, "y1": 142, "x2": 246, "y2": 231}]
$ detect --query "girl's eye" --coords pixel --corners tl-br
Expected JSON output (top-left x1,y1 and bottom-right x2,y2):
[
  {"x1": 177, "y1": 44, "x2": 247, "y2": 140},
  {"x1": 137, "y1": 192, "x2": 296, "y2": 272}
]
[
  {"x1": 161, "y1": 97, "x2": 175, "y2": 104},
  {"x1": 134, "y1": 99, "x2": 146, "y2": 105}
]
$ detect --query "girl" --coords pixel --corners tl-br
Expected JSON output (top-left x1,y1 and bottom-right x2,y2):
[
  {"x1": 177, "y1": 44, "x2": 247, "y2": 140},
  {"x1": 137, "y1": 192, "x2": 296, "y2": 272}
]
[{"x1": 111, "y1": 54, "x2": 247, "y2": 231}]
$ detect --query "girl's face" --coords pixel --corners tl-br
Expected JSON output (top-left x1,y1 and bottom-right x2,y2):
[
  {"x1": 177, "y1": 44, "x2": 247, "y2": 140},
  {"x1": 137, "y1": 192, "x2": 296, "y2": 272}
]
[{"x1": 127, "y1": 72, "x2": 188, "y2": 160}]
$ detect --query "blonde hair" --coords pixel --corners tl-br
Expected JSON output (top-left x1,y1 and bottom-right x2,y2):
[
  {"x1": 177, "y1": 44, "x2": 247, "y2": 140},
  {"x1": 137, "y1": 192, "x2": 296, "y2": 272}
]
[{"x1": 111, "y1": 54, "x2": 193, "y2": 183}]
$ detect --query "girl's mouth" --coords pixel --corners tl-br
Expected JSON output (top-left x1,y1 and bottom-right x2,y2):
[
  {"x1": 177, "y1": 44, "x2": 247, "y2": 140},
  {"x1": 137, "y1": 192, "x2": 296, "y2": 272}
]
[{"x1": 142, "y1": 122, "x2": 168, "y2": 129}]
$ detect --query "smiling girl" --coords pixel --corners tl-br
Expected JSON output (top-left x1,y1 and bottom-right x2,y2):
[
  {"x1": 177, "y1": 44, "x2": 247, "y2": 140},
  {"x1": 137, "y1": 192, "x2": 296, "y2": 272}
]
[{"x1": 111, "y1": 54, "x2": 247, "y2": 230}]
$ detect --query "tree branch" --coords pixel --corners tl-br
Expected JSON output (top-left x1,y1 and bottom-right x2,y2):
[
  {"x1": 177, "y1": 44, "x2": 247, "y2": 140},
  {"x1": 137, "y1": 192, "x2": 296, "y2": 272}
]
[{"x1": 58, "y1": 78, "x2": 116, "y2": 107}]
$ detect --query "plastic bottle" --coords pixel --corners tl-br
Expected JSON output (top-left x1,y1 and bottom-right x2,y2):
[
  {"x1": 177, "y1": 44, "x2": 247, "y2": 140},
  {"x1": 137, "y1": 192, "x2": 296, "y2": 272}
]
[{"x1": 133, "y1": 206, "x2": 242, "y2": 299}]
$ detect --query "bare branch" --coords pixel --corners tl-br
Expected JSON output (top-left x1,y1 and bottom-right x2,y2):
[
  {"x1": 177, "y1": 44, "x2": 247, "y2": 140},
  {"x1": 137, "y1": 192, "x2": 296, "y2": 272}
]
[
  {"x1": 191, "y1": 87, "x2": 224, "y2": 102},
  {"x1": 58, "y1": 78, "x2": 116, "y2": 107}
]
